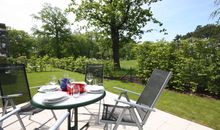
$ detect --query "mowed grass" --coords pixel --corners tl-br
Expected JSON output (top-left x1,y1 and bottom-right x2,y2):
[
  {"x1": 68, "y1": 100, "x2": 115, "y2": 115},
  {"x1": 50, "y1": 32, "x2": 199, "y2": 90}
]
[
  {"x1": 27, "y1": 69, "x2": 220, "y2": 130},
  {"x1": 120, "y1": 60, "x2": 138, "y2": 69}
]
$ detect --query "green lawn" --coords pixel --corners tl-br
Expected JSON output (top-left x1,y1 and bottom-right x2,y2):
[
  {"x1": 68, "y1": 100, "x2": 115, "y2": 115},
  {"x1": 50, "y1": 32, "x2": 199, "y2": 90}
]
[
  {"x1": 120, "y1": 60, "x2": 138, "y2": 69},
  {"x1": 27, "y1": 69, "x2": 220, "y2": 130}
]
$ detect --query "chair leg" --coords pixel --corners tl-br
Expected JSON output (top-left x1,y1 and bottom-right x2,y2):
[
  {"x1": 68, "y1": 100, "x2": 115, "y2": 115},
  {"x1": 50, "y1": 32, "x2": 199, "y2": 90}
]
[
  {"x1": 96, "y1": 100, "x2": 102, "y2": 124},
  {"x1": 104, "y1": 123, "x2": 110, "y2": 130},
  {"x1": 51, "y1": 110, "x2": 57, "y2": 120},
  {"x1": 0, "y1": 100, "x2": 9, "y2": 127},
  {"x1": 130, "y1": 109, "x2": 143, "y2": 130},
  {"x1": 113, "y1": 109, "x2": 126, "y2": 130},
  {"x1": 15, "y1": 113, "x2": 26, "y2": 130},
  {"x1": 71, "y1": 109, "x2": 74, "y2": 122}
]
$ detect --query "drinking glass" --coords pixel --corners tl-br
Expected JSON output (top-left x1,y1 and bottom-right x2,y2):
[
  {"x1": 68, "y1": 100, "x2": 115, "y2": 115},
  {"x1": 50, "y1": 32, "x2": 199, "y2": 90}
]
[
  {"x1": 86, "y1": 73, "x2": 93, "y2": 85},
  {"x1": 73, "y1": 84, "x2": 80, "y2": 98},
  {"x1": 49, "y1": 75, "x2": 57, "y2": 85}
]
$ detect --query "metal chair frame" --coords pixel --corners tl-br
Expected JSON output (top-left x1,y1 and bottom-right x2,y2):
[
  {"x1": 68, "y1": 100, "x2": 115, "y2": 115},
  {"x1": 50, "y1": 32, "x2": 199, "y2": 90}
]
[
  {"x1": 74, "y1": 64, "x2": 104, "y2": 126},
  {"x1": 49, "y1": 111, "x2": 69, "y2": 130},
  {"x1": 100, "y1": 69, "x2": 172, "y2": 130},
  {"x1": 0, "y1": 64, "x2": 57, "y2": 130}
]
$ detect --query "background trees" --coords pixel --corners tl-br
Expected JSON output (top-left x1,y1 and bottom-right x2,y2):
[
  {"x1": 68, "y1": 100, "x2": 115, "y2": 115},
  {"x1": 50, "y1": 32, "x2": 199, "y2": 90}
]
[
  {"x1": 32, "y1": 3, "x2": 72, "y2": 58},
  {"x1": 68, "y1": 0, "x2": 165, "y2": 69},
  {"x1": 175, "y1": 24, "x2": 220, "y2": 41},
  {"x1": 7, "y1": 28, "x2": 35, "y2": 58}
]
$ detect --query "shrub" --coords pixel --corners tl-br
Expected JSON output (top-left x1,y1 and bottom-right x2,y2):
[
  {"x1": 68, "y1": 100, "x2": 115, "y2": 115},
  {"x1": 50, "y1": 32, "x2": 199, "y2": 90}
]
[{"x1": 136, "y1": 39, "x2": 220, "y2": 98}]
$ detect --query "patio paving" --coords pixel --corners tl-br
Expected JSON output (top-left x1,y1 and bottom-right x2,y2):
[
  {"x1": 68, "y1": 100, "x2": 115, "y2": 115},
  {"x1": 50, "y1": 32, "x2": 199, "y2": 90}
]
[{"x1": 1, "y1": 91, "x2": 213, "y2": 130}]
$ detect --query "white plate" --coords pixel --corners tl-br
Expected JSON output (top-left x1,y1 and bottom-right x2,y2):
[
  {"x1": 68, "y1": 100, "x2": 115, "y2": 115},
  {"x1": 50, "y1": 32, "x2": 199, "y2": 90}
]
[
  {"x1": 38, "y1": 85, "x2": 59, "y2": 92},
  {"x1": 43, "y1": 91, "x2": 68, "y2": 104},
  {"x1": 86, "y1": 85, "x2": 104, "y2": 93},
  {"x1": 43, "y1": 96, "x2": 69, "y2": 104}
]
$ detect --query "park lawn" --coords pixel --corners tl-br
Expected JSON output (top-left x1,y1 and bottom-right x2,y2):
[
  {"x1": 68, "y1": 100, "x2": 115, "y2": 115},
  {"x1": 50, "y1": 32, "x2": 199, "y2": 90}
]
[{"x1": 27, "y1": 70, "x2": 220, "y2": 130}]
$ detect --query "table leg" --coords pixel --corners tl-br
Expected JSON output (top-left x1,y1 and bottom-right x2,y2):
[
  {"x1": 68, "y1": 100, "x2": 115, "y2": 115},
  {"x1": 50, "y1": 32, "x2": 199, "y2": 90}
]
[
  {"x1": 74, "y1": 108, "x2": 78, "y2": 130},
  {"x1": 67, "y1": 108, "x2": 79, "y2": 130},
  {"x1": 68, "y1": 109, "x2": 71, "y2": 130}
]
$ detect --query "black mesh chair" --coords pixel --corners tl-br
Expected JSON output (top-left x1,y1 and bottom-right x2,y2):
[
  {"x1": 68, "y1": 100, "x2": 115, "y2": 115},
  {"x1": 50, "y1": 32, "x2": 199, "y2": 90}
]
[
  {"x1": 78, "y1": 64, "x2": 104, "y2": 125},
  {"x1": 100, "y1": 69, "x2": 172, "y2": 130},
  {"x1": 0, "y1": 64, "x2": 57, "y2": 130}
]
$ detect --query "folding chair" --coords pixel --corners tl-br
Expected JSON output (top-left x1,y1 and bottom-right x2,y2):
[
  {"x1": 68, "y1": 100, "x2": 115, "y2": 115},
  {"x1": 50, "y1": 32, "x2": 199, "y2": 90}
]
[
  {"x1": 100, "y1": 69, "x2": 172, "y2": 130},
  {"x1": 0, "y1": 64, "x2": 57, "y2": 130},
  {"x1": 0, "y1": 107, "x2": 25, "y2": 130},
  {"x1": 75, "y1": 64, "x2": 104, "y2": 125}
]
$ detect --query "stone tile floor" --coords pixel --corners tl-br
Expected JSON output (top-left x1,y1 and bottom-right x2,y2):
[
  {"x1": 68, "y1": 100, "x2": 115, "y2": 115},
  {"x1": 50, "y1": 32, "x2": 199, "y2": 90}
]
[{"x1": 0, "y1": 91, "x2": 213, "y2": 130}]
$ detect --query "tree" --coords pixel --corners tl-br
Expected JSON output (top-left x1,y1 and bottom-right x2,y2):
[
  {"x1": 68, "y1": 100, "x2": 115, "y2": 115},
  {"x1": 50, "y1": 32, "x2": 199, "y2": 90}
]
[
  {"x1": 7, "y1": 28, "x2": 35, "y2": 58},
  {"x1": 32, "y1": 3, "x2": 71, "y2": 58},
  {"x1": 68, "y1": 0, "x2": 165, "y2": 69},
  {"x1": 175, "y1": 24, "x2": 220, "y2": 41},
  {"x1": 211, "y1": 0, "x2": 220, "y2": 23}
]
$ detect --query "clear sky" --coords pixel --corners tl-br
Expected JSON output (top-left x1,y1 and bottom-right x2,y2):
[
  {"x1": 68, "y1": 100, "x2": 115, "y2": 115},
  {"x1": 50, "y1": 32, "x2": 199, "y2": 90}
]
[{"x1": 0, "y1": 0, "x2": 217, "y2": 42}]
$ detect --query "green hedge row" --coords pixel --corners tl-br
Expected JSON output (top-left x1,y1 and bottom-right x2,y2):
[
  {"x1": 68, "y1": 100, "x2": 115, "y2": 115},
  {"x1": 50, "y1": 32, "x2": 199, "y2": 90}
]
[
  {"x1": 136, "y1": 39, "x2": 220, "y2": 98},
  {"x1": 4, "y1": 55, "x2": 115, "y2": 78}
]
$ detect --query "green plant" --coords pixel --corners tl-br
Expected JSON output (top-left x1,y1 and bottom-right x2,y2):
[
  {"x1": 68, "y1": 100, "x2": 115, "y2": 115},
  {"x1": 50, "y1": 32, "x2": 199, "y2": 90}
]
[{"x1": 136, "y1": 39, "x2": 220, "y2": 97}]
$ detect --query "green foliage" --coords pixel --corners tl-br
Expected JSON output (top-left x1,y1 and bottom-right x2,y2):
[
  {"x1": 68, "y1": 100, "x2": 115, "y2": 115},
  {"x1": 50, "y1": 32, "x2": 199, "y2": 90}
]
[
  {"x1": 7, "y1": 28, "x2": 35, "y2": 58},
  {"x1": 68, "y1": 0, "x2": 165, "y2": 69},
  {"x1": 15, "y1": 56, "x2": 114, "y2": 77},
  {"x1": 175, "y1": 24, "x2": 220, "y2": 41},
  {"x1": 136, "y1": 39, "x2": 220, "y2": 97},
  {"x1": 32, "y1": 3, "x2": 71, "y2": 58}
]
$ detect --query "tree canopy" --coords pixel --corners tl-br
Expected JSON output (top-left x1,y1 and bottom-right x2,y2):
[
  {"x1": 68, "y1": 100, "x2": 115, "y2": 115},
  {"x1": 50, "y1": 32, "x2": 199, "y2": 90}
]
[
  {"x1": 7, "y1": 28, "x2": 35, "y2": 58},
  {"x1": 174, "y1": 24, "x2": 220, "y2": 41},
  {"x1": 32, "y1": 3, "x2": 71, "y2": 58},
  {"x1": 68, "y1": 0, "x2": 165, "y2": 69}
]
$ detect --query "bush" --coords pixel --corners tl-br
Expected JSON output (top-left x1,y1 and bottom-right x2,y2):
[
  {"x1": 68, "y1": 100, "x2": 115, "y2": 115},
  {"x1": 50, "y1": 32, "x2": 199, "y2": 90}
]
[{"x1": 136, "y1": 39, "x2": 220, "y2": 98}]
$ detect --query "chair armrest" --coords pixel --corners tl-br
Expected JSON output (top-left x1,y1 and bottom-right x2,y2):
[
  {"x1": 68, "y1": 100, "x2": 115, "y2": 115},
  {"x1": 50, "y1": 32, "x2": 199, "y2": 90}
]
[
  {"x1": 0, "y1": 107, "x2": 21, "y2": 122},
  {"x1": 114, "y1": 99, "x2": 155, "y2": 112},
  {"x1": 113, "y1": 87, "x2": 141, "y2": 96},
  {"x1": 49, "y1": 111, "x2": 69, "y2": 130},
  {"x1": 0, "y1": 93, "x2": 22, "y2": 99}
]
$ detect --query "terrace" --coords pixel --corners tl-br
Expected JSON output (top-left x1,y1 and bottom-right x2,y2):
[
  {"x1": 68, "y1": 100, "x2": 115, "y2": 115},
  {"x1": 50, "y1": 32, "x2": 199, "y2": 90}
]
[{"x1": 0, "y1": 91, "x2": 213, "y2": 130}]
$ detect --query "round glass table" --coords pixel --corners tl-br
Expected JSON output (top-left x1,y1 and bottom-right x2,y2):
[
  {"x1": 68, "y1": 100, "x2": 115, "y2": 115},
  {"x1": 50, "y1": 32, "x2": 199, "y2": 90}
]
[{"x1": 31, "y1": 91, "x2": 106, "y2": 130}]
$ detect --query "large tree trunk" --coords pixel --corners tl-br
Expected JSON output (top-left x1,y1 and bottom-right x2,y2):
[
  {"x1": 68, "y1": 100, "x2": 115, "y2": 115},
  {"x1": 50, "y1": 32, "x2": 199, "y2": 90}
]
[
  {"x1": 110, "y1": 26, "x2": 121, "y2": 70},
  {"x1": 55, "y1": 30, "x2": 61, "y2": 58}
]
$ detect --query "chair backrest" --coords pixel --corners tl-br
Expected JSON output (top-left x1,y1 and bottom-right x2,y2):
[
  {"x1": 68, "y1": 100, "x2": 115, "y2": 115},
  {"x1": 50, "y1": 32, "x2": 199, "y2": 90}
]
[
  {"x1": 0, "y1": 64, "x2": 31, "y2": 106},
  {"x1": 85, "y1": 64, "x2": 104, "y2": 86},
  {"x1": 136, "y1": 69, "x2": 172, "y2": 124}
]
